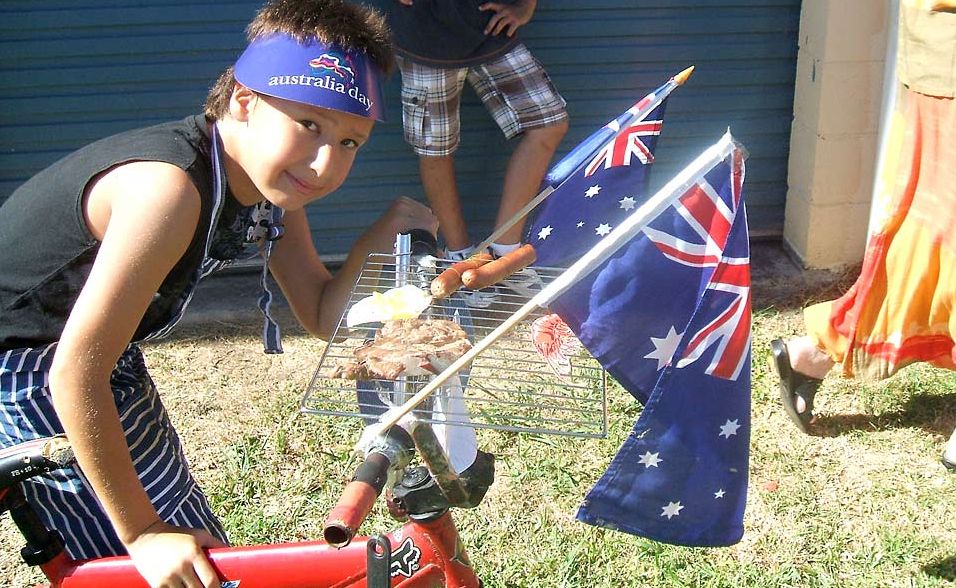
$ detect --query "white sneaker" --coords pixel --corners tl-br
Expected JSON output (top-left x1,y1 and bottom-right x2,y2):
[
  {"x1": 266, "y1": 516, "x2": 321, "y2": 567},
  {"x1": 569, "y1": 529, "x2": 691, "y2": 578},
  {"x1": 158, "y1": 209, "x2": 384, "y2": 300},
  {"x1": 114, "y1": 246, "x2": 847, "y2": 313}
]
[
  {"x1": 499, "y1": 267, "x2": 544, "y2": 298},
  {"x1": 458, "y1": 286, "x2": 499, "y2": 308},
  {"x1": 442, "y1": 246, "x2": 476, "y2": 262},
  {"x1": 944, "y1": 426, "x2": 956, "y2": 471}
]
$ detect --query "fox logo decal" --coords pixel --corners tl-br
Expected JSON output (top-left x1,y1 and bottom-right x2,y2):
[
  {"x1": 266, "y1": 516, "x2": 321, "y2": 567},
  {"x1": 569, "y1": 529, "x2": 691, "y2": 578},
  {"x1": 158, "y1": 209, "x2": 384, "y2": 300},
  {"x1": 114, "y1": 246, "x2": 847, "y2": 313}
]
[{"x1": 390, "y1": 537, "x2": 422, "y2": 578}]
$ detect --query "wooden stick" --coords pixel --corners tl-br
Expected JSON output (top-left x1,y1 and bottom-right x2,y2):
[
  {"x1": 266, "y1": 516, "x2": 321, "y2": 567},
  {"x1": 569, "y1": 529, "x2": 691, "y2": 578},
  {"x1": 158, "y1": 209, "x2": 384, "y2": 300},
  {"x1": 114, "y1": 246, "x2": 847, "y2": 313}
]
[{"x1": 473, "y1": 186, "x2": 554, "y2": 254}]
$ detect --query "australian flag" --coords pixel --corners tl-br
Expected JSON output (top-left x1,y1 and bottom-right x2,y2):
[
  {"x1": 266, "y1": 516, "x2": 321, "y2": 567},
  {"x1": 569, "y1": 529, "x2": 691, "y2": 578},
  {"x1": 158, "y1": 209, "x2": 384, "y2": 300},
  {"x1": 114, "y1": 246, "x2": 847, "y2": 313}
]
[
  {"x1": 527, "y1": 104, "x2": 665, "y2": 267},
  {"x1": 537, "y1": 131, "x2": 751, "y2": 546}
]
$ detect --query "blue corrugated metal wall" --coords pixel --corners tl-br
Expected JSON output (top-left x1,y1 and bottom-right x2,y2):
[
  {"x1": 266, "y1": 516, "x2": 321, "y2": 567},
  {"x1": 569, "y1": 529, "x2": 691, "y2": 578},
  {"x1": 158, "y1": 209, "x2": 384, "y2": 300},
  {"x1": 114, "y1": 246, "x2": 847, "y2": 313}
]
[{"x1": 0, "y1": 0, "x2": 800, "y2": 257}]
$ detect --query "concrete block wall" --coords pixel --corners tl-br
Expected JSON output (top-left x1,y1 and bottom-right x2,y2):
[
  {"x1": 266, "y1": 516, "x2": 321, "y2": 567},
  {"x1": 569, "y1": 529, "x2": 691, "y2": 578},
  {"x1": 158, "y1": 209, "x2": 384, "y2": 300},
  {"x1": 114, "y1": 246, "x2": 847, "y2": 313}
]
[{"x1": 784, "y1": 1, "x2": 892, "y2": 269}]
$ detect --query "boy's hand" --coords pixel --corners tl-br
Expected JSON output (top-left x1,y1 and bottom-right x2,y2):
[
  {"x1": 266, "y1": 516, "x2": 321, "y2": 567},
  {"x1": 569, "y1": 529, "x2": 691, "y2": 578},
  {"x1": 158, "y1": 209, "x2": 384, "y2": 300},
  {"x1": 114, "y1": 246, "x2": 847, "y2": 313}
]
[
  {"x1": 480, "y1": 0, "x2": 536, "y2": 37},
  {"x1": 126, "y1": 520, "x2": 227, "y2": 588},
  {"x1": 381, "y1": 195, "x2": 439, "y2": 237},
  {"x1": 932, "y1": 1, "x2": 956, "y2": 11}
]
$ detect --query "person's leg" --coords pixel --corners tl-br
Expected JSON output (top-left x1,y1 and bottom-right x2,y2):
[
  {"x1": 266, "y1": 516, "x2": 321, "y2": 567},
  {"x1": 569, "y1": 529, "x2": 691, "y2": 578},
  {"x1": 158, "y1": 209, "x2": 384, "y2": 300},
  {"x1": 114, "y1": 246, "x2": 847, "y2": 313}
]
[
  {"x1": 781, "y1": 335, "x2": 835, "y2": 413},
  {"x1": 0, "y1": 345, "x2": 127, "y2": 559},
  {"x1": 113, "y1": 348, "x2": 228, "y2": 544},
  {"x1": 395, "y1": 55, "x2": 471, "y2": 251},
  {"x1": 770, "y1": 327, "x2": 838, "y2": 433},
  {"x1": 494, "y1": 121, "x2": 568, "y2": 245},
  {"x1": 0, "y1": 345, "x2": 227, "y2": 560},
  {"x1": 468, "y1": 43, "x2": 569, "y2": 247},
  {"x1": 785, "y1": 336, "x2": 835, "y2": 379},
  {"x1": 419, "y1": 155, "x2": 471, "y2": 251},
  {"x1": 771, "y1": 296, "x2": 847, "y2": 432}
]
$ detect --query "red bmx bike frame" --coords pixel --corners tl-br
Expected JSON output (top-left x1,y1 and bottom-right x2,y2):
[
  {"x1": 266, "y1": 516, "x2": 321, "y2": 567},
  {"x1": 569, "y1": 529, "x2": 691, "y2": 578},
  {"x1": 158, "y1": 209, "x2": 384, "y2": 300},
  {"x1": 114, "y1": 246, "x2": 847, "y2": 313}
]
[
  {"x1": 1, "y1": 435, "x2": 482, "y2": 588},
  {"x1": 32, "y1": 511, "x2": 475, "y2": 588}
]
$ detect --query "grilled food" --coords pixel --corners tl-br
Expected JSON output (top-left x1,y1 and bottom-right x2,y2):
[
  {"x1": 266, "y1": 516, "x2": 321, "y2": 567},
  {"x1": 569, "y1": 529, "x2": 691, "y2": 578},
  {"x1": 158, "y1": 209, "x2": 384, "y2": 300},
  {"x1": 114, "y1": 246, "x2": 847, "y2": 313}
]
[{"x1": 330, "y1": 318, "x2": 472, "y2": 380}]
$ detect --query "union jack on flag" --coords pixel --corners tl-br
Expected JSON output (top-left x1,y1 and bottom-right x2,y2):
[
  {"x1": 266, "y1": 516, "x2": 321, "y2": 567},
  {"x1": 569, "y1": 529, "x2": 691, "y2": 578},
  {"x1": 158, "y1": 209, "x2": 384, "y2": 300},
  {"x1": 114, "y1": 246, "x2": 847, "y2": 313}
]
[
  {"x1": 584, "y1": 118, "x2": 663, "y2": 176},
  {"x1": 643, "y1": 153, "x2": 750, "y2": 381},
  {"x1": 541, "y1": 132, "x2": 751, "y2": 547},
  {"x1": 527, "y1": 102, "x2": 667, "y2": 267}
]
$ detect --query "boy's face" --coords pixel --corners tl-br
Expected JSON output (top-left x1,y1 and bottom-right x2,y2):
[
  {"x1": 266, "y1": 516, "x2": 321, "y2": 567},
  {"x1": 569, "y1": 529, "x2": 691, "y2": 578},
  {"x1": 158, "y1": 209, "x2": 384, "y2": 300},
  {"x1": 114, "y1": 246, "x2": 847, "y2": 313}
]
[{"x1": 232, "y1": 86, "x2": 375, "y2": 210}]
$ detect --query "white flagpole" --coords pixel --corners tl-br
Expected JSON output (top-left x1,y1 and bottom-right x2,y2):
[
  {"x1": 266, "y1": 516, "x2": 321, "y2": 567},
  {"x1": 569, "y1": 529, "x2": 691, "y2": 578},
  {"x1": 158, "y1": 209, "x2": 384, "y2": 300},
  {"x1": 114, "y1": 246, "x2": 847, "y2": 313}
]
[{"x1": 374, "y1": 131, "x2": 739, "y2": 434}]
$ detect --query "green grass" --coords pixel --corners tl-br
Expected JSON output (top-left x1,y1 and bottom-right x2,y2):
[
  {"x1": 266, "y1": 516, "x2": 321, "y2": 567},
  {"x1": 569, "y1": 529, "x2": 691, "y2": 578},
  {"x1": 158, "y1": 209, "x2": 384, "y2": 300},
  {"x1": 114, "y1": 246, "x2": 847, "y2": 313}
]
[{"x1": 1, "y1": 303, "x2": 954, "y2": 587}]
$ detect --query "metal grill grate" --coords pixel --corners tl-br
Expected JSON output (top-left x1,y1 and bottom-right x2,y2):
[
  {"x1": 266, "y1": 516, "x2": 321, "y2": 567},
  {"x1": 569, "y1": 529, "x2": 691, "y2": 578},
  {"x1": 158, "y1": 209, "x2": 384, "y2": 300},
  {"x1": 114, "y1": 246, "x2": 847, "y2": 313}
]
[{"x1": 301, "y1": 252, "x2": 607, "y2": 438}]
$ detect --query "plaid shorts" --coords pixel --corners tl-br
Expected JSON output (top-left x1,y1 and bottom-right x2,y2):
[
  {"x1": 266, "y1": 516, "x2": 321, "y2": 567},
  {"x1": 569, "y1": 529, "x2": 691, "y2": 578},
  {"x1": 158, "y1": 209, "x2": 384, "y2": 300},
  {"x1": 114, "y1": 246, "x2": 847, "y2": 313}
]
[{"x1": 397, "y1": 44, "x2": 568, "y2": 156}]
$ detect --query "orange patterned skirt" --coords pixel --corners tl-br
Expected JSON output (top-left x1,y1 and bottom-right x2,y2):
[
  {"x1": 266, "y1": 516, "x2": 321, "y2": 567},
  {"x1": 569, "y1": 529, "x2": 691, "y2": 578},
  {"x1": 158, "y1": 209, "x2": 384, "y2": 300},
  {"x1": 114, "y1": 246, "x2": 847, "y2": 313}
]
[{"x1": 805, "y1": 87, "x2": 956, "y2": 379}]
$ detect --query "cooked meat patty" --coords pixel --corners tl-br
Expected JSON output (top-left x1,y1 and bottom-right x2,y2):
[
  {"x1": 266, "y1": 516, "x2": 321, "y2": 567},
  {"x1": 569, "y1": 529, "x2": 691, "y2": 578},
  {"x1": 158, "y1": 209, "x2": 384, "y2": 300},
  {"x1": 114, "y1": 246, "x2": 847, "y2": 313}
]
[{"x1": 330, "y1": 318, "x2": 472, "y2": 380}]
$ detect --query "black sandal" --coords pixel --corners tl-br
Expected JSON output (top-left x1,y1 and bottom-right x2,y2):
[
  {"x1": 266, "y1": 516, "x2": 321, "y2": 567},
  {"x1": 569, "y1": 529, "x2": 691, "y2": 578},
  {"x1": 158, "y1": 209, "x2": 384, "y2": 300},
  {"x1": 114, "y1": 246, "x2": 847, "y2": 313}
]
[{"x1": 769, "y1": 338, "x2": 823, "y2": 434}]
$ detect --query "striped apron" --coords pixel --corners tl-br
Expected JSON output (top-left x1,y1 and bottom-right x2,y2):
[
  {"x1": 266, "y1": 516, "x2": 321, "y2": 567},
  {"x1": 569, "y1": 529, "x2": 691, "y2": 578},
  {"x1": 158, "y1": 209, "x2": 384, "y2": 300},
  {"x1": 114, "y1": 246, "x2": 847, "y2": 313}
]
[{"x1": 0, "y1": 125, "x2": 283, "y2": 559}]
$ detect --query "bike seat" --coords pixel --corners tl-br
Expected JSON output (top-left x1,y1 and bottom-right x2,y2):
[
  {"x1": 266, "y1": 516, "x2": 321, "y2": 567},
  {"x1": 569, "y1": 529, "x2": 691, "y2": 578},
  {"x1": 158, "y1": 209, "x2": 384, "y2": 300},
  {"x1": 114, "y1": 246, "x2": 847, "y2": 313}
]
[{"x1": 0, "y1": 436, "x2": 74, "y2": 492}]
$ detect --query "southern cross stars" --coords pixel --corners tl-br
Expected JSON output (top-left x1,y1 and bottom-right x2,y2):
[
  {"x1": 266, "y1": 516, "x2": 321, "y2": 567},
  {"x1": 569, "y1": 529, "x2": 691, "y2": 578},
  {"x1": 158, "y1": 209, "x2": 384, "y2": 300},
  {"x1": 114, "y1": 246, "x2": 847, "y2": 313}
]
[
  {"x1": 595, "y1": 223, "x2": 611, "y2": 236},
  {"x1": 638, "y1": 451, "x2": 662, "y2": 468},
  {"x1": 658, "y1": 492, "x2": 727, "y2": 521},
  {"x1": 619, "y1": 196, "x2": 636, "y2": 210},
  {"x1": 584, "y1": 185, "x2": 601, "y2": 198},
  {"x1": 660, "y1": 501, "x2": 684, "y2": 519},
  {"x1": 719, "y1": 419, "x2": 741, "y2": 438},
  {"x1": 537, "y1": 225, "x2": 553, "y2": 240},
  {"x1": 644, "y1": 326, "x2": 682, "y2": 370}
]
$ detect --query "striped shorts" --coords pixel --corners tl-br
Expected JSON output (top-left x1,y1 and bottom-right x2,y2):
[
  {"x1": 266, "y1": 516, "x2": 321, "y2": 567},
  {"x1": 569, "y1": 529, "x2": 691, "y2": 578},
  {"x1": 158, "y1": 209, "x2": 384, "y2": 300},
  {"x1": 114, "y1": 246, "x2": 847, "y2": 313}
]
[
  {"x1": 397, "y1": 43, "x2": 568, "y2": 156},
  {"x1": 0, "y1": 344, "x2": 227, "y2": 560}
]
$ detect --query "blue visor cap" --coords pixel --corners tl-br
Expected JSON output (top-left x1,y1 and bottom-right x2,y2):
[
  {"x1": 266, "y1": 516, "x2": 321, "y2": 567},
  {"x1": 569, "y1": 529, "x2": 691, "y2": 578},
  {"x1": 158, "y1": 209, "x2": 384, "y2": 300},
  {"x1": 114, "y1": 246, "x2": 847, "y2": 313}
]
[{"x1": 234, "y1": 33, "x2": 386, "y2": 122}]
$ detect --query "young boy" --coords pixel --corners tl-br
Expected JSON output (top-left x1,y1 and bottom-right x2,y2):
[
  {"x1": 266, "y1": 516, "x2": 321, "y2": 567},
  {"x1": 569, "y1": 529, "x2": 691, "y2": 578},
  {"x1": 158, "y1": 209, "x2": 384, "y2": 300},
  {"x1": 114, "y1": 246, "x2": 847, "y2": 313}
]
[{"x1": 0, "y1": 1, "x2": 436, "y2": 586}]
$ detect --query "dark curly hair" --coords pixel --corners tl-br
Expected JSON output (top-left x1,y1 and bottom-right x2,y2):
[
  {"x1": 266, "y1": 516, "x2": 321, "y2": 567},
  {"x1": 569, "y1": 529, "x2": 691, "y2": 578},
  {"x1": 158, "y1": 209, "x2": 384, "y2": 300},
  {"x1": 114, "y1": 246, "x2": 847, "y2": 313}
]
[{"x1": 204, "y1": 0, "x2": 393, "y2": 119}]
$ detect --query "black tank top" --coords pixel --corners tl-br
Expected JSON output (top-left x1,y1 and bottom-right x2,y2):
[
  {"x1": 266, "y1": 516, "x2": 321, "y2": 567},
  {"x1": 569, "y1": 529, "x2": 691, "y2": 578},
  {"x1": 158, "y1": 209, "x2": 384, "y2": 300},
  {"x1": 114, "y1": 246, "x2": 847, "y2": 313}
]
[
  {"x1": 0, "y1": 115, "x2": 244, "y2": 349},
  {"x1": 388, "y1": 0, "x2": 520, "y2": 68}
]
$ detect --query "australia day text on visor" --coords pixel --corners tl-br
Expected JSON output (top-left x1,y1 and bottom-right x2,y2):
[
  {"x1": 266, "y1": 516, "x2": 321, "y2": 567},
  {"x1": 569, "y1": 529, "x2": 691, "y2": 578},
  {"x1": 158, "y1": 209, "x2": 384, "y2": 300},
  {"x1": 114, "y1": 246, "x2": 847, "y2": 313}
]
[{"x1": 234, "y1": 33, "x2": 386, "y2": 122}]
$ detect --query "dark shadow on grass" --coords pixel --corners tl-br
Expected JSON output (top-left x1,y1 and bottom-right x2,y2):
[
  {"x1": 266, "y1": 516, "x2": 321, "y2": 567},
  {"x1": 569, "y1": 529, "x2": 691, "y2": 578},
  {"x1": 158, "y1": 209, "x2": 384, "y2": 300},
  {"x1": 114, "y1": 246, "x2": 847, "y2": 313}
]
[
  {"x1": 808, "y1": 392, "x2": 956, "y2": 438},
  {"x1": 749, "y1": 241, "x2": 862, "y2": 312},
  {"x1": 923, "y1": 555, "x2": 956, "y2": 582},
  {"x1": 148, "y1": 315, "x2": 308, "y2": 345}
]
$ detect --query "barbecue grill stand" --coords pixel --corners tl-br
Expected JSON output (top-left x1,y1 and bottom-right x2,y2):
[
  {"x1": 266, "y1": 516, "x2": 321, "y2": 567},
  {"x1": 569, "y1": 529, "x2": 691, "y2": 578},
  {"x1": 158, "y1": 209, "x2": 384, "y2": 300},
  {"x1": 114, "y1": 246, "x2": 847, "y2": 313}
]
[{"x1": 301, "y1": 240, "x2": 609, "y2": 438}]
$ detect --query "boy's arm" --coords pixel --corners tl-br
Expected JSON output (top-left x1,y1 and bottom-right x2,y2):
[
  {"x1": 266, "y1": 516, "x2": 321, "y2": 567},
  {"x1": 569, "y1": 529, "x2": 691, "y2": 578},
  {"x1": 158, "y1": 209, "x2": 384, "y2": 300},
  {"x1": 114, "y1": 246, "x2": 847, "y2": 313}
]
[
  {"x1": 480, "y1": 0, "x2": 536, "y2": 37},
  {"x1": 269, "y1": 196, "x2": 437, "y2": 340},
  {"x1": 49, "y1": 161, "x2": 223, "y2": 588}
]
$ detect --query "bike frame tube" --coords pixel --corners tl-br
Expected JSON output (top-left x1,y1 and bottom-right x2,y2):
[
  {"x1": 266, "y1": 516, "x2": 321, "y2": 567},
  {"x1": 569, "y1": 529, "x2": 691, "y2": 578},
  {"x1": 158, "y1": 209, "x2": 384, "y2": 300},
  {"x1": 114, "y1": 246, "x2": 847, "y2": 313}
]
[{"x1": 39, "y1": 511, "x2": 478, "y2": 588}]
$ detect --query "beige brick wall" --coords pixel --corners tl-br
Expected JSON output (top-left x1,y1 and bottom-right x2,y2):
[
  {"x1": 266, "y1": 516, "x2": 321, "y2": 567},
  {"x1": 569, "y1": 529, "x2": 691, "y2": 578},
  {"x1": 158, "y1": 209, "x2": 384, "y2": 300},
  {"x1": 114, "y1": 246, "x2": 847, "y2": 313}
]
[{"x1": 784, "y1": 1, "x2": 892, "y2": 269}]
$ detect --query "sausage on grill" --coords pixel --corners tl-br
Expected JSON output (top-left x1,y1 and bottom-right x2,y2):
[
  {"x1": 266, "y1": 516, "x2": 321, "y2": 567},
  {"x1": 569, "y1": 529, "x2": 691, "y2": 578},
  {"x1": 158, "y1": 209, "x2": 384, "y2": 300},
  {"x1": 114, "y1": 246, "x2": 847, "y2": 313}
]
[
  {"x1": 461, "y1": 244, "x2": 537, "y2": 290},
  {"x1": 429, "y1": 252, "x2": 494, "y2": 298}
]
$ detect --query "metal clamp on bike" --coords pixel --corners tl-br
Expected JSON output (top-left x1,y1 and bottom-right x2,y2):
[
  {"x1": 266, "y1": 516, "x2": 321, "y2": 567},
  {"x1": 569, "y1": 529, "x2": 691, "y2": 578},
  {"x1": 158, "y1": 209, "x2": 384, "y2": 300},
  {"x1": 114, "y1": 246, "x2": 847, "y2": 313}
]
[
  {"x1": 389, "y1": 448, "x2": 495, "y2": 520},
  {"x1": 405, "y1": 423, "x2": 495, "y2": 510}
]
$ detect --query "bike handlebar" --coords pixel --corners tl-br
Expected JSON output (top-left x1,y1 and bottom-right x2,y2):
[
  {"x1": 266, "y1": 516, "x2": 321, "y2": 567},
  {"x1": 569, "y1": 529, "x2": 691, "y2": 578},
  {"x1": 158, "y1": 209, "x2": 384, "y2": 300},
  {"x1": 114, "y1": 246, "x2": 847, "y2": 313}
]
[{"x1": 322, "y1": 452, "x2": 391, "y2": 548}]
